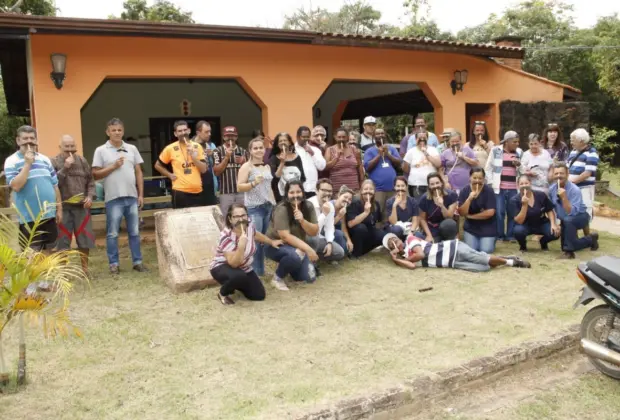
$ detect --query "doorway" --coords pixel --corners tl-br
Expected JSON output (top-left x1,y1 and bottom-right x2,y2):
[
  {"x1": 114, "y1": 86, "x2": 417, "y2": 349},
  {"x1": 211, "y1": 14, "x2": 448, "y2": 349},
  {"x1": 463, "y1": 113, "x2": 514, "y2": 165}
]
[{"x1": 465, "y1": 103, "x2": 496, "y2": 143}]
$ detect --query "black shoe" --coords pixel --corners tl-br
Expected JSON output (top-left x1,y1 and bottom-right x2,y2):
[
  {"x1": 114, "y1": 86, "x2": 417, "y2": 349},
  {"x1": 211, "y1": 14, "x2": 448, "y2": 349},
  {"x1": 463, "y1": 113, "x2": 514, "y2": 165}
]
[
  {"x1": 512, "y1": 257, "x2": 531, "y2": 268},
  {"x1": 109, "y1": 265, "x2": 120, "y2": 275},
  {"x1": 217, "y1": 292, "x2": 235, "y2": 305},
  {"x1": 559, "y1": 252, "x2": 576, "y2": 260},
  {"x1": 133, "y1": 264, "x2": 148, "y2": 272},
  {"x1": 540, "y1": 242, "x2": 549, "y2": 252},
  {"x1": 519, "y1": 247, "x2": 528, "y2": 253},
  {"x1": 590, "y1": 232, "x2": 599, "y2": 251},
  {"x1": 315, "y1": 266, "x2": 322, "y2": 277}
]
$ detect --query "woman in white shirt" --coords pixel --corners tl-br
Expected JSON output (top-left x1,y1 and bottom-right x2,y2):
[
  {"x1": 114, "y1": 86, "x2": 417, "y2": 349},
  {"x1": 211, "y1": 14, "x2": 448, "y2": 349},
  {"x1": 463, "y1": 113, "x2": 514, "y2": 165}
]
[
  {"x1": 521, "y1": 134, "x2": 553, "y2": 193},
  {"x1": 402, "y1": 131, "x2": 441, "y2": 198}
]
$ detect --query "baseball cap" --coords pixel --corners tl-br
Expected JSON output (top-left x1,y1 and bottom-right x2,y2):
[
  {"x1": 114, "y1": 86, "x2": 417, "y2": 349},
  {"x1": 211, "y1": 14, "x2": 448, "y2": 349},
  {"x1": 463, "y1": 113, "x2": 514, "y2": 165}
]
[
  {"x1": 501, "y1": 130, "x2": 519, "y2": 143},
  {"x1": 223, "y1": 126, "x2": 238, "y2": 136},
  {"x1": 363, "y1": 116, "x2": 377, "y2": 125},
  {"x1": 382, "y1": 233, "x2": 399, "y2": 250}
]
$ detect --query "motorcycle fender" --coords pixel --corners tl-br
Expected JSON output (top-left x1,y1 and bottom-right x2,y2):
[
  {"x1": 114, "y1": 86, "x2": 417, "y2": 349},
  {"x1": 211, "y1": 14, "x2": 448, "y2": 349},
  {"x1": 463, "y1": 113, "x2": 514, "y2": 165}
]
[{"x1": 573, "y1": 286, "x2": 600, "y2": 310}]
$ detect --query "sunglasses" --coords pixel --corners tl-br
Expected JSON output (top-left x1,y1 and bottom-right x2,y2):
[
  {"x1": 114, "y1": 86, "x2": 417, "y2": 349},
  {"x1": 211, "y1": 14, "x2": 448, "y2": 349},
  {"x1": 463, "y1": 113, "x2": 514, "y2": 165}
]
[
  {"x1": 548, "y1": 123, "x2": 559, "y2": 127},
  {"x1": 474, "y1": 121, "x2": 486, "y2": 125}
]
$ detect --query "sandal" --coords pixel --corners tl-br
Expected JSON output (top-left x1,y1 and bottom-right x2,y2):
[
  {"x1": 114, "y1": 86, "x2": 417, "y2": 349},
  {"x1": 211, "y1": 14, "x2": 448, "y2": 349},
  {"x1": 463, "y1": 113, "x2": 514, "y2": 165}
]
[{"x1": 217, "y1": 292, "x2": 235, "y2": 305}]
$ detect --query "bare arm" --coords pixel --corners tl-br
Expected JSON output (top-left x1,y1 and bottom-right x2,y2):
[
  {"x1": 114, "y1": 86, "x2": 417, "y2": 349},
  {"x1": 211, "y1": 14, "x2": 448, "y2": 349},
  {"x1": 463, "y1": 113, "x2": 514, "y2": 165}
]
[
  {"x1": 324, "y1": 148, "x2": 340, "y2": 171},
  {"x1": 9, "y1": 162, "x2": 31, "y2": 192},
  {"x1": 425, "y1": 151, "x2": 441, "y2": 168},
  {"x1": 154, "y1": 161, "x2": 174, "y2": 180},
  {"x1": 255, "y1": 232, "x2": 276, "y2": 247},
  {"x1": 92, "y1": 164, "x2": 118, "y2": 181},
  {"x1": 572, "y1": 170, "x2": 592, "y2": 184},
  {"x1": 366, "y1": 152, "x2": 382, "y2": 172},
  {"x1": 458, "y1": 196, "x2": 474, "y2": 216},
  {"x1": 300, "y1": 218, "x2": 319, "y2": 237},
  {"x1": 135, "y1": 165, "x2": 144, "y2": 200},
  {"x1": 514, "y1": 201, "x2": 528, "y2": 225},
  {"x1": 388, "y1": 201, "x2": 399, "y2": 225},
  {"x1": 236, "y1": 163, "x2": 253, "y2": 193},
  {"x1": 347, "y1": 210, "x2": 370, "y2": 229},
  {"x1": 223, "y1": 239, "x2": 247, "y2": 268},
  {"x1": 213, "y1": 152, "x2": 230, "y2": 176}
]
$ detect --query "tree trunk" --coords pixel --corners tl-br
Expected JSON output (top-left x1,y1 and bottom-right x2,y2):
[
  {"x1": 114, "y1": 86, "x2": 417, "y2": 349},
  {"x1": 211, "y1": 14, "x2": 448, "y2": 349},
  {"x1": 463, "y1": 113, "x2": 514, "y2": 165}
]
[
  {"x1": 0, "y1": 332, "x2": 8, "y2": 387},
  {"x1": 16, "y1": 315, "x2": 25, "y2": 385}
]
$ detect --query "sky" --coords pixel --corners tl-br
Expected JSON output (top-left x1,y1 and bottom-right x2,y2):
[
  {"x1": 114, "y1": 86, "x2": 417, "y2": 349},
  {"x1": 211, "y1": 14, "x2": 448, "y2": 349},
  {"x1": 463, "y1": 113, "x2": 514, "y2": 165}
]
[{"x1": 54, "y1": 0, "x2": 620, "y2": 32}]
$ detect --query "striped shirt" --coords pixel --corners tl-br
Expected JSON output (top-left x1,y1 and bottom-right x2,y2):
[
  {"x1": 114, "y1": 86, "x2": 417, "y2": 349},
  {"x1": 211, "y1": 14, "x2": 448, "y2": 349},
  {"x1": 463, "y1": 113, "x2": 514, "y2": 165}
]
[
  {"x1": 209, "y1": 223, "x2": 256, "y2": 273},
  {"x1": 568, "y1": 146, "x2": 599, "y2": 187},
  {"x1": 499, "y1": 152, "x2": 518, "y2": 190},
  {"x1": 4, "y1": 151, "x2": 58, "y2": 223},
  {"x1": 403, "y1": 235, "x2": 458, "y2": 268},
  {"x1": 213, "y1": 145, "x2": 248, "y2": 195},
  {"x1": 326, "y1": 146, "x2": 360, "y2": 192}
]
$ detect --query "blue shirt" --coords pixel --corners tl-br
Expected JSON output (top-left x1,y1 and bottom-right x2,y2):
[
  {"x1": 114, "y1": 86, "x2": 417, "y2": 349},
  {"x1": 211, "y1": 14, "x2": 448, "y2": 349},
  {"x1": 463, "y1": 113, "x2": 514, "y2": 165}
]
[
  {"x1": 406, "y1": 132, "x2": 439, "y2": 151},
  {"x1": 459, "y1": 184, "x2": 497, "y2": 238},
  {"x1": 510, "y1": 190, "x2": 554, "y2": 228},
  {"x1": 385, "y1": 195, "x2": 419, "y2": 223},
  {"x1": 418, "y1": 190, "x2": 458, "y2": 228},
  {"x1": 568, "y1": 146, "x2": 599, "y2": 187},
  {"x1": 4, "y1": 151, "x2": 58, "y2": 223},
  {"x1": 363, "y1": 145, "x2": 400, "y2": 192},
  {"x1": 549, "y1": 181, "x2": 587, "y2": 220}
]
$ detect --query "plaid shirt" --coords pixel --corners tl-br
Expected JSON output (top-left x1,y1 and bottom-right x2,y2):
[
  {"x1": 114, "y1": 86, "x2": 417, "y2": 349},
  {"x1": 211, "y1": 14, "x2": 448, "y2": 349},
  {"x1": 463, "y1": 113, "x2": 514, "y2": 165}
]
[{"x1": 52, "y1": 153, "x2": 96, "y2": 204}]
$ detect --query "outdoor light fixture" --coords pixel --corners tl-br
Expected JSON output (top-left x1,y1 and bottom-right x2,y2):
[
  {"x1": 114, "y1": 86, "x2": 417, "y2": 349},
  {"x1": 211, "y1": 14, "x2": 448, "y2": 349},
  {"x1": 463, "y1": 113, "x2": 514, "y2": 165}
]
[
  {"x1": 50, "y1": 53, "x2": 67, "y2": 90},
  {"x1": 450, "y1": 69, "x2": 468, "y2": 95}
]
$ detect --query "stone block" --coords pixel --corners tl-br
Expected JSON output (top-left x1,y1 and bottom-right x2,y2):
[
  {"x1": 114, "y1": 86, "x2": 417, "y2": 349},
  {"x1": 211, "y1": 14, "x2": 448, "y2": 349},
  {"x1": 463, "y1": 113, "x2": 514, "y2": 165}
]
[{"x1": 155, "y1": 206, "x2": 225, "y2": 293}]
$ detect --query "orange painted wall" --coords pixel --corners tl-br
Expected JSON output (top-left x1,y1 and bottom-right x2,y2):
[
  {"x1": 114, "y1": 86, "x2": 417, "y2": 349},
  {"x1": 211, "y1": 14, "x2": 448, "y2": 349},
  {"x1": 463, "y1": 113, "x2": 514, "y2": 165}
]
[{"x1": 29, "y1": 34, "x2": 564, "y2": 157}]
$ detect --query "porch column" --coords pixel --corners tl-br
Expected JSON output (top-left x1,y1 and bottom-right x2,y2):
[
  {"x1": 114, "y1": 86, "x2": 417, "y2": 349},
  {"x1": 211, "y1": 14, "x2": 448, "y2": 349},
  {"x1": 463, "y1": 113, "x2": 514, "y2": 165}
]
[{"x1": 434, "y1": 101, "x2": 466, "y2": 140}]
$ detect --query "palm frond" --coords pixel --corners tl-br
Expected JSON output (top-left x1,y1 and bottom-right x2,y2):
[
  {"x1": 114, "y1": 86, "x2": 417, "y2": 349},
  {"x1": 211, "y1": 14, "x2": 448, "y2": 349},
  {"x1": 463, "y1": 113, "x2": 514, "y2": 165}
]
[{"x1": 63, "y1": 193, "x2": 84, "y2": 205}]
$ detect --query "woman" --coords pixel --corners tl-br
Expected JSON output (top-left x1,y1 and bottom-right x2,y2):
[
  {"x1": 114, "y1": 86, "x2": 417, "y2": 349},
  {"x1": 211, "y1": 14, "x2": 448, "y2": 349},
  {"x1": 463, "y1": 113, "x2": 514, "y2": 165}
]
[
  {"x1": 325, "y1": 127, "x2": 364, "y2": 192},
  {"x1": 209, "y1": 204, "x2": 283, "y2": 305},
  {"x1": 417, "y1": 172, "x2": 459, "y2": 242},
  {"x1": 542, "y1": 123, "x2": 569, "y2": 162},
  {"x1": 511, "y1": 175, "x2": 560, "y2": 252},
  {"x1": 385, "y1": 176, "x2": 419, "y2": 240},
  {"x1": 264, "y1": 180, "x2": 319, "y2": 291},
  {"x1": 252, "y1": 129, "x2": 272, "y2": 164},
  {"x1": 403, "y1": 131, "x2": 441, "y2": 198},
  {"x1": 458, "y1": 167, "x2": 497, "y2": 253},
  {"x1": 441, "y1": 132, "x2": 478, "y2": 193},
  {"x1": 237, "y1": 137, "x2": 275, "y2": 276},
  {"x1": 349, "y1": 130, "x2": 361, "y2": 148},
  {"x1": 521, "y1": 133, "x2": 553, "y2": 193},
  {"x1": 332, "y1": 186, "x2": 355, "y2": 255},
  {"x1": 469, "y1": 121, "x2": 494, "y2": 167},
  {"x1": 269, "y1": 132, "x2": 306, "y2": 202},
  {"x1": 345, "y1": 179, "x2": 386, "y2": 258}
]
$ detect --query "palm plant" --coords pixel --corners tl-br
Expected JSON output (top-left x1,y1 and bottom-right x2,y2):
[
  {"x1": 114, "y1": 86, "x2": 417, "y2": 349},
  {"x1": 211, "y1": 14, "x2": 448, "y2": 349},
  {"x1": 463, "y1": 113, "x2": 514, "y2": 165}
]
[{"x1": 0, "y1": 208, "x2": 86, "y2": 388}]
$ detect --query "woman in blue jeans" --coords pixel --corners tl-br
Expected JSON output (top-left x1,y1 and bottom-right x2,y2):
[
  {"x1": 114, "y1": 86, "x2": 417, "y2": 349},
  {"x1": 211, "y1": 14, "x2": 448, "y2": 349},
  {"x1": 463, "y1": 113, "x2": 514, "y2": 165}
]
[
  {"x1": 331, "y1": 186, "x2": 355, "y2": 255},
  {"x1": 264, "y1": 180, "x2": 319, "y2": 291},
  {"x1": 458, "y1": 167, "x2": 498, "y2": 253},
  {"x1": 237, "y1": 137, "x2": 275, "y2": 276}
]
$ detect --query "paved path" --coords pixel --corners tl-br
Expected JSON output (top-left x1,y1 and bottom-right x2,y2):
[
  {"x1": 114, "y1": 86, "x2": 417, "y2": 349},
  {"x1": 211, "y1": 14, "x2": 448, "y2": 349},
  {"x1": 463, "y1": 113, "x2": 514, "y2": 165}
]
[{"x1": 591, "y1": 216, "x2": 620, "y2": 236}]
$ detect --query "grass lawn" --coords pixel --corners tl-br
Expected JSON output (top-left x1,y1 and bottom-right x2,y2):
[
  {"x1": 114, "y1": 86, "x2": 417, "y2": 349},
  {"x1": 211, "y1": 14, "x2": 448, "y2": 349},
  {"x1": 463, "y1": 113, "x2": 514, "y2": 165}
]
[
  {"x1": 596, "y1": 171, "x2": 620, "y2": 210},
  {"x1": 1, "y1": 234, "x2": 619, "y2": 420}
]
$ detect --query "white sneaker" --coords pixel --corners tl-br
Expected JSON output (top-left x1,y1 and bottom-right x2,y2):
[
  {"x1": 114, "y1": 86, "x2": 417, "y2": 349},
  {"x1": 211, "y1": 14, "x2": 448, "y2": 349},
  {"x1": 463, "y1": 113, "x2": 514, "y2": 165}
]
[{"x1": 271, "y1": 277, "x2": 289, "y2": 291}]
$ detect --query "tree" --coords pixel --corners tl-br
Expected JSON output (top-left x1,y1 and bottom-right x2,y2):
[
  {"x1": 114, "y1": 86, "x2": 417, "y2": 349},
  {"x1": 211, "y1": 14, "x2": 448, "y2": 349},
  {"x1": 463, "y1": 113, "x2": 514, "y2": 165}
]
[
  {"x1": 0, "y1": 0, "x2": 56, "y2": 16},
  {"x1": 110, "y1": 0, "x2": 194, "y2": 24},
  {"x1": 591, "y1": 15, "x2": 620, "y2": 100}
]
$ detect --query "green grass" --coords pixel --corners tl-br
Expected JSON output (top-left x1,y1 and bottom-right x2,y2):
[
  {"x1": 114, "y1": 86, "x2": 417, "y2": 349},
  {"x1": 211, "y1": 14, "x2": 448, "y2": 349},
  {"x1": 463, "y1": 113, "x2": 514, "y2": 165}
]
[
  {"x1": 602, "y1": 171, "x2": 620, "y2": 190},
  {"x1": 1, "y1": 234, "x2": 620, "y2": 419}
]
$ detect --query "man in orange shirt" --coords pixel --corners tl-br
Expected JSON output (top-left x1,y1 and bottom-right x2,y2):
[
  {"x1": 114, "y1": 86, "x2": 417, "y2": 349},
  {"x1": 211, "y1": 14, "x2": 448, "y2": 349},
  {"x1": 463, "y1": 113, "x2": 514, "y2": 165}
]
[{"x1": 155, "y1": 120, "x2": 208, "y2": 209}]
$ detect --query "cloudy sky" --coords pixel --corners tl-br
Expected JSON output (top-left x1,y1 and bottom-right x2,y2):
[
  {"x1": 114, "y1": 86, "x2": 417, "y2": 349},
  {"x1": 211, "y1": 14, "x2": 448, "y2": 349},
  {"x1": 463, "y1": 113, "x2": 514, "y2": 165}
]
[{"x1": 54, "y1": 0, "x2": 619, "y2": 32}]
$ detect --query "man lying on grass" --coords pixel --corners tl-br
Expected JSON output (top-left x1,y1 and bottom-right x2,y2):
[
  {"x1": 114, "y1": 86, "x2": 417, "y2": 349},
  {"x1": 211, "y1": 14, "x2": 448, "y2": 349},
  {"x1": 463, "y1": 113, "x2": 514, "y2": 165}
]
[{"x1": 383, "y1": 219, "x2": 531, "y2": 272}]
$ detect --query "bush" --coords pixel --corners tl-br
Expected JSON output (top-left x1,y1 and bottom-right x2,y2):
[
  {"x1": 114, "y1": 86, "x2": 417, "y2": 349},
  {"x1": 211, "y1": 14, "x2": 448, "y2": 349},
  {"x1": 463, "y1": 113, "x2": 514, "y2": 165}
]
[{"x1": 591, "y1": 125, "x2": 618, "y2": 180}]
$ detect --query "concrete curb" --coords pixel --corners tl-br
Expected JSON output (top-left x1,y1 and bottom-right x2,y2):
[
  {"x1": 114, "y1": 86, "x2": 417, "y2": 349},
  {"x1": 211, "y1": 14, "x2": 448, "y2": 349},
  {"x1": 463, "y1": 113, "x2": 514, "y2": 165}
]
[{"x1": 295, "y1": 325, "x2": 580, "y2": 420}]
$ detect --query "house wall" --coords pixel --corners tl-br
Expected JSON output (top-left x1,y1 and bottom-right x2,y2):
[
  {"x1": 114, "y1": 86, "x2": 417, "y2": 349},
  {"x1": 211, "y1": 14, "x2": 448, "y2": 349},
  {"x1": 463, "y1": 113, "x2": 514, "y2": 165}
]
[{"x1": 28, "y1": 33, "x2": 565, "y2": 158}]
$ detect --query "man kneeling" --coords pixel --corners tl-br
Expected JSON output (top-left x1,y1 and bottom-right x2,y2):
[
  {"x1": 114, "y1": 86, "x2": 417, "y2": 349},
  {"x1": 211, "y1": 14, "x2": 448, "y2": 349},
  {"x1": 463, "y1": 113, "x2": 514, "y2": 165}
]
[{"x1": 383, "y1": 220, "x2": 531, "y2": 271}]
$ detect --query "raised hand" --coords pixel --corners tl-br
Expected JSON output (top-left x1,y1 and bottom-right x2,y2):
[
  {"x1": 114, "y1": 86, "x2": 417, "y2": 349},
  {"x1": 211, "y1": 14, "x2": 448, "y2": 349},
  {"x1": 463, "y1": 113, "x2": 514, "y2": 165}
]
[
  {"x1": 24, "y1": 145, "x2": 35, "y2": 165},
  {"x1": 64, "y1": 152, "x2": 75, "y2": 168},
  {"x1": 322, "y1": 202, "x2": 331, "y2": 216},
  {"x1": 293, "y1": 201, "x2": 304, "y2": 221}
]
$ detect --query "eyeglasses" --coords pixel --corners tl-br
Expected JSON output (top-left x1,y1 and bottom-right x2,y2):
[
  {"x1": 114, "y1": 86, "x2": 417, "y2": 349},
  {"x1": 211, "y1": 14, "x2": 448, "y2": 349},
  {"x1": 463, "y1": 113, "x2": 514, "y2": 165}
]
[{"x1": 474, "y1": 121, "x2": 486, "y2": 125}]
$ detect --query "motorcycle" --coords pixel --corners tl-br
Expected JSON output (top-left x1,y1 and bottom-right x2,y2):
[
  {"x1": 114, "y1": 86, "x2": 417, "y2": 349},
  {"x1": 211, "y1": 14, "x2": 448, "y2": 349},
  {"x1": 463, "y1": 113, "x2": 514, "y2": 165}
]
[{"x1": 574, "y1": 255, "x2": 620, "y2": 378}]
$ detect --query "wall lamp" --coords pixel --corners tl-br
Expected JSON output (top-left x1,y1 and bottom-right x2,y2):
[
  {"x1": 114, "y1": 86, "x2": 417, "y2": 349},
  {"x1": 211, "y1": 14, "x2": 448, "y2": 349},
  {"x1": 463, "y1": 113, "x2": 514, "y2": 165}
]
[
  {"x1": 450, "y1": 69, "x2": 468, "y2": 95},
  {"x1": 50, "y1": 53, "x2": 67, "y2": 90}
]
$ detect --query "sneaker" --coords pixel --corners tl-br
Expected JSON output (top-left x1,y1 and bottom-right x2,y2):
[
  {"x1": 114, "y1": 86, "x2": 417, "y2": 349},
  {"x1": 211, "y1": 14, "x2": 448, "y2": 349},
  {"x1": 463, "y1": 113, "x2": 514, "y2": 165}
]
[
  {"x1": 590, "y1": 232, "x2": 599, "y2": 251},
  {"x1": 306, "y1": 264, "x2": 317, "y2": 284},
  {"x1": 512, "y1": 258, "x2": 531, "y2": 268},
  {"x1": 217, "y1": 292, "x2": 235, "y2": 305},
  {"x1": 133, "y1": 264, "x2": 148, "y2": 272},
  {"x1": 109, "y1": 265, "x2": 120, "y2": 275},
  {"x1": 271, "y1": 277, "x2": 289, "y2": 291},
  {"x1": 559, "y1": 252, "x2": 576, "y2": 260}
]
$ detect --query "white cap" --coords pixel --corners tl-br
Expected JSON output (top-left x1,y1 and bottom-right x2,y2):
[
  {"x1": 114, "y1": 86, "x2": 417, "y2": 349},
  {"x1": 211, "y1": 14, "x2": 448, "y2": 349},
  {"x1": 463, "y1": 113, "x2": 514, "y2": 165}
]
[
  {"x1": 363, "y1": 116, "x2": 377, "y2": 125},
  {"x1": 382, "y1": 233, "x2": 399, "y2": 250}
]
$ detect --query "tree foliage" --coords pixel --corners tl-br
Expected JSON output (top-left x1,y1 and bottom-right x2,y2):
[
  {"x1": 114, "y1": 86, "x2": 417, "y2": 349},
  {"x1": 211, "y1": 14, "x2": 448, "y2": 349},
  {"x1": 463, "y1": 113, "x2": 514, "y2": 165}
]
[
  {"x1": 109, "y1": 0, "x2": 194, "y2": 24},
  {"x1": 0, "y1": 0, "x2": 56, "y2": 16}
]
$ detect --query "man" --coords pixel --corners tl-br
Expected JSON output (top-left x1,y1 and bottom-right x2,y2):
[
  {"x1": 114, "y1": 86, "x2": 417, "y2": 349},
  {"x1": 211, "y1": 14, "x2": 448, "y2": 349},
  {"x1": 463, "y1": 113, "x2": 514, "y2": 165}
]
[
  {"x1": 52, "y1": 135, "x2": 96, "y2": 276},
  {"x1": 154, "y1": 120, "x2": 207, "y2": 209},
  {"x1": 437, "y1": 129, "x2": 454, "y2": 154},
  {"x1": 484, "y1": 130, "x2": 523, "y2": 242},
  {"x1": 363, "y1": 128, "x2": 401, "y2": 216},
  {"x1": 383, "y1": 227, "x2": 531, "y2": 272},
  {"x1": 92, "y1": 118, "x2": 147, "y2": 275},
  {"x1": 360, "y1": 116, "x2": 377, "y2": 152},
  {"x1": 402, "y1": 115, "x2": 439, "y2": 155},
  {"x1": 5, "y1": 126, "x2": 62, "y2": 254},
  {"x1": 567, "y1": 128, "x2": 599, "y2": 224},
  {"x1": 193, "y1": 120, "x2": 218, "y2": 205},
  {"x1": 308, "y1": 179, "x2": 346, "y2": 265},
  {"x1": 295, "y1": 126, "x2": 326, "y2": 199},
  {"x1": 549, "y1": 163, "x2": 599, "y2": 259},
  {"x1": 310, "y1": 125, "x2": 328, "y2": 153},
  {"x1": 213, "y1": 126, "x2": 248, "y2": 215}
]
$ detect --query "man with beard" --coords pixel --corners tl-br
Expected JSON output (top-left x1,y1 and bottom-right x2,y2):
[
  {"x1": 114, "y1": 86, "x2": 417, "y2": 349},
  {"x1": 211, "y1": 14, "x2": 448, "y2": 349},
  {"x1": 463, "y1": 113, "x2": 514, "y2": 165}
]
[
  {"x1": 383, "y1": 231, "x2": 531, "y2": 272},
  {"x1": 193, "y1": 120, "x2": 218, "y2": 205},
  {"x1": 214, "y1": 126, "x2": 248, "y2": 215},
  {"x1": 155, "y1": 120, "x2": 207, "y2": 209},
  {"x1": 364, "y1": 128, "x2": 401, "y2": 217},
  {"x1": 359, "y1": 116, "x2": 378, "y2": 152},
  {"x1": 307, "y1": 179, "x2": 346, "y2": 266},
  {"x1": 402, "y1": 115, "x2": 439, "y2": 155},
  {"x1": 295, "y1": 126, "x2": 326, "y2": 199}
]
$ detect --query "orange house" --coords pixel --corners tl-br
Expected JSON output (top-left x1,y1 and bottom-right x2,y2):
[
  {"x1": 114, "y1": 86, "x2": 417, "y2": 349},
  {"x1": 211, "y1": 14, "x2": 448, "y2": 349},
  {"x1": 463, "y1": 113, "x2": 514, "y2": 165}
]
[{"x1": 0, "y1": 15, "x2": 579, "y2": 176}]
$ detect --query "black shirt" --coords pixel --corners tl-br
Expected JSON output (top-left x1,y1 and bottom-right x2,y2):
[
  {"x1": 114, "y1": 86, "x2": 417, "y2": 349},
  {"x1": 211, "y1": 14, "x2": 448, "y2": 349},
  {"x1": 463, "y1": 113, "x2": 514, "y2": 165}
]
[
  {"x1": 510, "y1": 190, "x2": 554, "y2": 228},
  {"x1": 459, "y1": 184, "x2": 497, "y2": 237},
  {"x1": 345, "y1": 197, "x2": 382, "y2": 228}
]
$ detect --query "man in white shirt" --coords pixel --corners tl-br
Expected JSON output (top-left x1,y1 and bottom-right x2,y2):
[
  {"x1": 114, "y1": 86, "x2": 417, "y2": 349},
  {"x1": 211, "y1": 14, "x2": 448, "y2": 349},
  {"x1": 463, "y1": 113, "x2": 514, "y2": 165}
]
[
  {"x1": 402, "y1": 115, "x2": 439, "y2": 155},
  {"x1": 403, "y1": 131, "x2": 441, "y2": 198},
  {"x1": 360, "y1": 116, "x2": 377, "y2": 152},
  {"x1": 295, "y1": 125, "x2": 326, "y2": 199},
  {"x1": 307, "y1": 179, "x2": 346, "y2": 264}
]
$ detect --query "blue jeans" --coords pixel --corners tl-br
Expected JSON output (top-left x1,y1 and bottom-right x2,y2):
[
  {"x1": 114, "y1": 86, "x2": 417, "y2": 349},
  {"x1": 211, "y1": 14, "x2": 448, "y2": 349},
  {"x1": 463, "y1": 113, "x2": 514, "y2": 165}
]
[
  {"x1": 513, "y1": 221, "x2": 558, "y2": 250},
  {"x1": 463, "y1": 231, "x2": 496, "y2": 253},
  {"x1": 334, "y1": 229, "x2": 349, "y2": 254},
  {"x1": 247, "y1": 202, "x2": 272, "y2": 276},
  {"x1": 265, "y1": 244, "x2": 312, "y2": 282},
  {"x1": 385, "y1": 224, "x2": 407, "y2": 240},
  {"x1": 496, "y1": 189, "x2": 518, "y2": 240},
  {"x1": 561, "y1": 213, "x2": 593, "y2": 252},
  {"x1": 105, "y1": 197, "x2": 142, "y2": 267}
]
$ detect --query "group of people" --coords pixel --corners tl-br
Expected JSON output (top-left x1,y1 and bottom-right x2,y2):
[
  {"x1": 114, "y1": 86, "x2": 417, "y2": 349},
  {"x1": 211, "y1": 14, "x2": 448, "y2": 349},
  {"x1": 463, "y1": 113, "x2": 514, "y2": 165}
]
[{"x1": 3, "y1": 115, "x2": 602, "y2": 306}]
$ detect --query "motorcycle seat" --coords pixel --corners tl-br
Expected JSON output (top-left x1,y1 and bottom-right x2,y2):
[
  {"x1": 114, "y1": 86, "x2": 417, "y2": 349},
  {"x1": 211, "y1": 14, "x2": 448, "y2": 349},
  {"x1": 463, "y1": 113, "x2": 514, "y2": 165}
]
[{"x1": 588, "y1": 256, "x2": 620, "y2": 291}]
